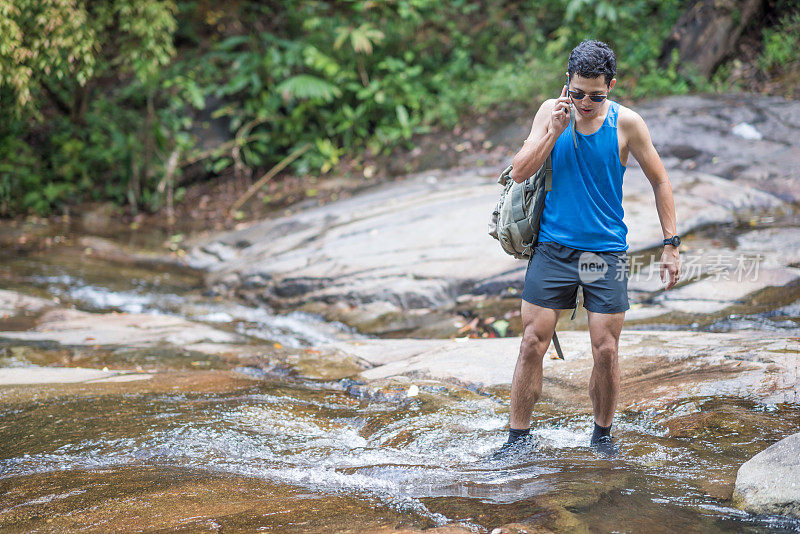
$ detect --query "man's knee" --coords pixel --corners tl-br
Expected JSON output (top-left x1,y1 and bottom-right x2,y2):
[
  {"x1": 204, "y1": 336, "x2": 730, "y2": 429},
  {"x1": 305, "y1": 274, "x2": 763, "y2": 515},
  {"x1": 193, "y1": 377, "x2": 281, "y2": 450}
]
[
  {"x1": 519, "y1": 327, "x2": 552, "y2": 361},
  {"x1": 591, "y1": 341, "x2": 618, "y2": 370}
]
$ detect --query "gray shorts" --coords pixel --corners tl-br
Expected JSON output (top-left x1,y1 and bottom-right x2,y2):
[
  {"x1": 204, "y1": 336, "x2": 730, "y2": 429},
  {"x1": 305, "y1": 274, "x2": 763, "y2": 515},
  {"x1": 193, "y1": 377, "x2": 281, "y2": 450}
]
[{"x1": 522, "y1": 241, "x2": 629, "y2": 314}]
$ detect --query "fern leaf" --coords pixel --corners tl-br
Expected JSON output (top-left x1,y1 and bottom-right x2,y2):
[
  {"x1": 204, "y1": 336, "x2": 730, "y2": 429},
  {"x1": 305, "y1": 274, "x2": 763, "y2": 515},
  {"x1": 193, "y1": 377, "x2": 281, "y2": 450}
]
[{"x1": 276, "y1": 74, "x2": 342, "y2": 102}]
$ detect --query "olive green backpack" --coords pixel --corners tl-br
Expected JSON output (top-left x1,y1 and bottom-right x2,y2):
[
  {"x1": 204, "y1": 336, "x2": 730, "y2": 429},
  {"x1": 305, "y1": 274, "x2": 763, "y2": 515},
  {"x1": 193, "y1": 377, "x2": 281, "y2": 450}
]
[
  {"x1": 487, "y1": 156, "x2": 553, "y2": 260},
  {"x1": 488, "y1": 103, "x2": 577, "y2": 259}
]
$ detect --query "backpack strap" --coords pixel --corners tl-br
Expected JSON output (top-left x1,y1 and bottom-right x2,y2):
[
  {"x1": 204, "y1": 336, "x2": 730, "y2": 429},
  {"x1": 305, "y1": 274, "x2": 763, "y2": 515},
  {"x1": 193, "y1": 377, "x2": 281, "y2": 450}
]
[
  {"x1": 530, "y1": 154, "x2": 565, "y2": 360},
  {"x1": 569, "y1": 102, "x2": 578, "y2": 149},
  {"x1": 543, "y1": 118, "x2": 572, "y2": 360},
  {"x1": 510, "y1": 182, "x2": 526, "y2": 223},
  {"x1": 551, "y1": 331, "x2": 565, "y2": 360},
  {"x1": 544, "y1": 154, "x2": 553, "y2": 192}
]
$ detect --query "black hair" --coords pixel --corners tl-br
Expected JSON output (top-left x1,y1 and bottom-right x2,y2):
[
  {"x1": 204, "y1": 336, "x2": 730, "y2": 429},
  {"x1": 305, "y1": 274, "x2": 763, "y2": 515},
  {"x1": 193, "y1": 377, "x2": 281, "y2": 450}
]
[{"x1": 567, "y1": 40, "x2": 617, "y2": 86}]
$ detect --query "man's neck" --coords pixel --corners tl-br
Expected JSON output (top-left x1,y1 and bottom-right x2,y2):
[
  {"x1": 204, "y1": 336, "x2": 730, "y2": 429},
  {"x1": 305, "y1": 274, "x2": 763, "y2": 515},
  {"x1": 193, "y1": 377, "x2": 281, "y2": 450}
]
[{"x1": 573, "y1": 100, "x2": 611, "y2": 132}]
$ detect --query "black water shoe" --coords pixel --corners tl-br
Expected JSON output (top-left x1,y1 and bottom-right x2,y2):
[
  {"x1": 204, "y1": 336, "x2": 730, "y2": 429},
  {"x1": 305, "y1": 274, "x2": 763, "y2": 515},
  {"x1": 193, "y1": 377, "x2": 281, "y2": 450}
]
[
  {"x1": 486, "y1": 432, "x2": 537, "y2": 462},
  {"x1": 590, "y1": 435, "x2": 620, "y2": 457}
]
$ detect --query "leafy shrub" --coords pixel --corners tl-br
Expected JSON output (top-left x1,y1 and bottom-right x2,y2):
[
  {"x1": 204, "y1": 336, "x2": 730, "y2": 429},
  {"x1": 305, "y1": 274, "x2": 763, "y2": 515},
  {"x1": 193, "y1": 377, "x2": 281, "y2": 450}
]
[{"x1": 759, "y1": 12, "x2": 800, "y2": 73}]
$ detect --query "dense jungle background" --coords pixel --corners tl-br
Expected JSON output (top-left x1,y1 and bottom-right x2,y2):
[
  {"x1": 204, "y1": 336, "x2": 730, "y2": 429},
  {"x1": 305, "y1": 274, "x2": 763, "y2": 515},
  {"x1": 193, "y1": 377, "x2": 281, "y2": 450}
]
[{"x1": 1, "y1": 0, "x2": 798, "y2": 224}]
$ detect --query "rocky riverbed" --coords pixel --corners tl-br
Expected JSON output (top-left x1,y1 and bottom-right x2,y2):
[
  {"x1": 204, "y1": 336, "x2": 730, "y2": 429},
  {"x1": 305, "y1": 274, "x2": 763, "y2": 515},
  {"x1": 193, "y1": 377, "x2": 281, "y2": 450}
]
[
  {"x1": 1, "y1": 285, "x2": 799, "y2": 532},
  {"x1": 1, "y1": 94, "x2": 799, "y2": 532}
]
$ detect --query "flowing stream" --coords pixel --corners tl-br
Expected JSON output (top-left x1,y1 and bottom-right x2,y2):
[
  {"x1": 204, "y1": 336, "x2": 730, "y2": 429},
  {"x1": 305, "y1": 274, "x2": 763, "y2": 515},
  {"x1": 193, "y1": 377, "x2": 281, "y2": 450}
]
[{"x1": 1, "y1": 227, "x2": 799, "y2": 532}]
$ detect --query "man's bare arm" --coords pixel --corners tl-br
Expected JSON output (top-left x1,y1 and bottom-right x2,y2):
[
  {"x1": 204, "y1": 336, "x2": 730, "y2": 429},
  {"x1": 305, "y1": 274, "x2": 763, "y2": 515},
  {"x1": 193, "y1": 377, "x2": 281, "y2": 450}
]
[
  {"x1": 510, "y1": 100, "x2": 557, "y2": 183},
  {"x1": 625, "y1": 110, "x2": 677, "y2": 239},
  {"x1": 624, "y1": 109, "x2": 681, "y2": 289},
  {"x1": 510, "y1": 85, "x2": 571, "y2": 183}
]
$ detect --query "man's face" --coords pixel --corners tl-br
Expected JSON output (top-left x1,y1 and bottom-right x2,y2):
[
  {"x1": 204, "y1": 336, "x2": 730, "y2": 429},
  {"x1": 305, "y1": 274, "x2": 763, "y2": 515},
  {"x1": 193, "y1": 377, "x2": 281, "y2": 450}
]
[{"x1": 568, "y1": 73, "x2": 616, "y2": 119}]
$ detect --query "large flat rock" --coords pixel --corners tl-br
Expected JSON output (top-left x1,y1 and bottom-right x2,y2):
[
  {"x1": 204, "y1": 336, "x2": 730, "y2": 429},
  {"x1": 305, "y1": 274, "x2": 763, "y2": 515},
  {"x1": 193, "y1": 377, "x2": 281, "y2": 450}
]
[
  {"x1": 186, "y1": 165, "x2": 787, "y2": 314},
  {"x1": 322, "y1": 330, "x2": 800, "y2": 407},
  {"x1": 188, "y1": 171, "x2": 510, "y2": 309},
  {"x1": 0, "y1": 367, "x2": 152, "y2": 385},
  {"x1": 182, "y1": 94, "x2": 798, "y2": 318},
  {"x1": 734, "y1": 431, "x2": 800, "y2": 518},
  {"x1": 637, "y1": 94, "x2": 800, "y2": 204},
  {"x1": 1, "y1": 307, "x2": 242, "y2": 347}
]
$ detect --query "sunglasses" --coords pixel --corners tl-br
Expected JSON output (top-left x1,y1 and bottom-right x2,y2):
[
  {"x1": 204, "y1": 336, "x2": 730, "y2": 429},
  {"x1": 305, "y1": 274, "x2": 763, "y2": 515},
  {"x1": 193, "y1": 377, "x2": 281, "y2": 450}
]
[{"x1": 568, "y1": 90, "x2": 608, "y2": 103}]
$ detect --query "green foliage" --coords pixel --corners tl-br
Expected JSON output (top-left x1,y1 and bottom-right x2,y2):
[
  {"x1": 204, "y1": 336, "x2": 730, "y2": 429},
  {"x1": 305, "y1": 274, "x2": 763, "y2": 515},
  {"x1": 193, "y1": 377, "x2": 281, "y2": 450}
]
[
  {"x1": 1, "y1": 0, "x2": 706, "y2": 217},
  {"x1": 0, "y1": 0, "x2": 176, "y2": 114},
  {"x1": 277, "y1": 75, "x2": 343, "y2": 102},
  {"x1": 759, "y1": 12, "x2": 800, "y2": 72},
  {"x1": 334, "y1": 23, "x2": 385, "y2": 54},
  {"x1": 0, "y1": 134, "x2": 43, "y2": 215},
  {"x1": 0, "y1": 0, "x2": 96, "y2": 114},
  {"x1": 628, "y1": 50, "x2": 694, "y2": 99},
  {"x1": 180, "y1": 0, "x2": 690, "y2": 181},
  {"x1": 0, "y1": 0, "x2": 179, "y2": 216}
]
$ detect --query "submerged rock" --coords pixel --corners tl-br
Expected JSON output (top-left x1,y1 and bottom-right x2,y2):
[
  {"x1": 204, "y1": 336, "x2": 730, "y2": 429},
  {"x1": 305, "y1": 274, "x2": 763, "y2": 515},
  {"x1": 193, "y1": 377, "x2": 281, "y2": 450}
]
[
  {"x1": 0, "y1": 289, "x2": 57, "y2": 317},
  {"x1": 77, "y1": 235, "x2": 190, "y2": 269},
  {"x1": 733, "y1": 431, "x2": 800, "y2": 518},
  {"x1": 0, "y1": 465, "x2": 440, "y2": 533}
]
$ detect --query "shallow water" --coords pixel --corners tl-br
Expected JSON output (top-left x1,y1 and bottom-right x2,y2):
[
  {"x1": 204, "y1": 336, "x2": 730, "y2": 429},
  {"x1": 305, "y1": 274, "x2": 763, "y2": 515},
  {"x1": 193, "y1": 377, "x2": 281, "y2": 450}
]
[
  {"x1": 0, "y1": 247, "x2": 361, "y2": 349},
  {"x1": 2, "y1": 230, "x2": 800, "y2": 532},
  {"x1": 0, "y1": 378, "x2": 798, "y2": 532}
]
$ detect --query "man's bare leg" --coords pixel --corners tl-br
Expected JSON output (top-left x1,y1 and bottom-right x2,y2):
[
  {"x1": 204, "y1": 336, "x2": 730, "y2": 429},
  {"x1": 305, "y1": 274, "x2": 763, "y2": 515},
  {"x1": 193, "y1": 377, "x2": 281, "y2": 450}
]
[
  {"x1": 586, "y1": 310, "x2": 625, "y2": 441},
  {"x1": 509, "y1": 301, "x2": 563, "y2": 430}
]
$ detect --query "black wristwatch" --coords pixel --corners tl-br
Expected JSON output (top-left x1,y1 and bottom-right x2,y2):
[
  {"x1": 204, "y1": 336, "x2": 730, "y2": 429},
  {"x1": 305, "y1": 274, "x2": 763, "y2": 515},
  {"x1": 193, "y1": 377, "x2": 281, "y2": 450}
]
[{"x1": 663, "y1": 235, "x2": 681, "y2": 247}]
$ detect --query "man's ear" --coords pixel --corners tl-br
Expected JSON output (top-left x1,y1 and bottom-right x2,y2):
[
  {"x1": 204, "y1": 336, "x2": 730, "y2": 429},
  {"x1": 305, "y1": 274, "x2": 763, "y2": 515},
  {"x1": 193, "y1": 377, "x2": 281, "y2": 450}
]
[{"x1": 608, "y1": 78, "x2": 617, "y2": 91}]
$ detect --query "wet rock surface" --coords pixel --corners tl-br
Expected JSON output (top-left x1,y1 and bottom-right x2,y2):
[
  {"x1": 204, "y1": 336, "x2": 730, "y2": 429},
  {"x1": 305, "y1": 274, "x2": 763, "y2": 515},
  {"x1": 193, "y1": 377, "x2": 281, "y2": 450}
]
[
  {"x1": 626, "y1": 225, "x2": 800, "y2": 321},
  {"x1": 1, "y1": 291, "x2": 799, "y2": 531},
  {"x1": 5, "y1": 290, "x2": 796, "y2": 409},
  {"x1": 331, "y1": 330, "x2": 800, "y2": 407},
  {"x1": 0, "y1": 367, "x2": 152, "y2": 385},
  {"x1": 733, "y1": 431, "x2": 800, "y2": 518},
  {"x1": 0, "y1": 289, "x2": 57, "y2": 317},
  {"x1": 0, "y1": 293, "x2": 365, "y2": 388},
  {"x1": 0, "y1": 465, "x2": 447, "y2": 533},
  {"x1": 1, "y1": 307, "x2": 242, "y2": 347}
]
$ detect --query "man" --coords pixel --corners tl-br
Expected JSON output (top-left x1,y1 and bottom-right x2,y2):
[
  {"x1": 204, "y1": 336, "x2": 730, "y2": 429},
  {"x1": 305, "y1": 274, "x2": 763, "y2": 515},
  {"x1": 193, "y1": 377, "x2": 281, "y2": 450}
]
[{"x1": 498, "y1": 40, "x2": 681, "y2": 453}]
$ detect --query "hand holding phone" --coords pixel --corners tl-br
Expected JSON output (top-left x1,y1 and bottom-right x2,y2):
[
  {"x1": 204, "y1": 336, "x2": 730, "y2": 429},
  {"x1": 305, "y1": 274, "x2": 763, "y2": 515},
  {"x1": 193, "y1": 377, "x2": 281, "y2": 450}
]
[{"x1": 550, "y1": 81, "x2": 571, "y2": 135}]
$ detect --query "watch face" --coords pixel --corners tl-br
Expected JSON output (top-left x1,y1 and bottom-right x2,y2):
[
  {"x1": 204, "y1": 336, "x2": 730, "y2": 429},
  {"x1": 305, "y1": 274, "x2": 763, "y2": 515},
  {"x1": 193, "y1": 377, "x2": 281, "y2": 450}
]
[{"x1": 673, "y1": 236, "x2": 681, "y2": 246}]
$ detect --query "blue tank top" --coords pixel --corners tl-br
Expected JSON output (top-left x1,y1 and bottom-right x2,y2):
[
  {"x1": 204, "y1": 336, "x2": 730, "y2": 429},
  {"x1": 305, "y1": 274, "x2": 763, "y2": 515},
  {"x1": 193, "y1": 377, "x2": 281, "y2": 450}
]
[{"x1": 538, "y1": 100, "x2": 628, "y2": 252}]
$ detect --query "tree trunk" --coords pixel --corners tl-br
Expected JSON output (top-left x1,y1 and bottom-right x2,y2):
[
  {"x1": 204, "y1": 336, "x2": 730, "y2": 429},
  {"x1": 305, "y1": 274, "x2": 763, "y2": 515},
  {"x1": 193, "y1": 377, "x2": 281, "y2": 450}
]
[{"x1": 660, "y1": 0, "x2": 765, "y2": 78}]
